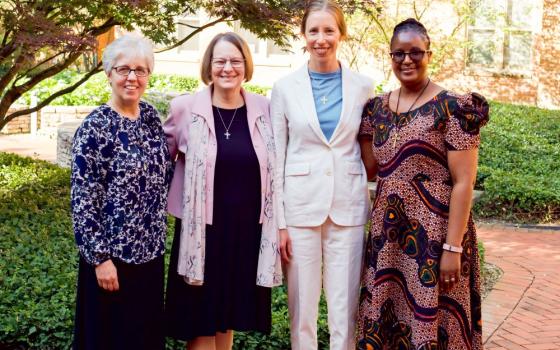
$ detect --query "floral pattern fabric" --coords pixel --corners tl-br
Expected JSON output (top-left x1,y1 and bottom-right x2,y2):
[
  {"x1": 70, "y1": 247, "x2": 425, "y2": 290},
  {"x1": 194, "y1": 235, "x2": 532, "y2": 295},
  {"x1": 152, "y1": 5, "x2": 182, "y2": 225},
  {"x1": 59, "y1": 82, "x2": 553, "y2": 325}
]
[
  {"x1": 71, "y1": 102, "x2": 172, "y2": 266},
  {"x1": 177, "y1": 111, "x2": 282, "y2": 288},
  {"x1": 356, "y1": 91, "x2": 489, "y2": 350}
]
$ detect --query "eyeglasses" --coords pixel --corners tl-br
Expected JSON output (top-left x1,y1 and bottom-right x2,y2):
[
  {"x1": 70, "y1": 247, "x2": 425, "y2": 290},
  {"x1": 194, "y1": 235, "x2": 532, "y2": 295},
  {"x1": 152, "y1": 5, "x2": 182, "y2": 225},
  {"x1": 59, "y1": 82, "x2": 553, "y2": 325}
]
[
  {"x1": 389, "y1": 50, "x2": 431, "y2": 63},
  {"x1": 112, "y1": 66, "x2": 150, "y2": 77},
  {"x1": 212, "y1": 58, "x2": 245, "y2": 69}
]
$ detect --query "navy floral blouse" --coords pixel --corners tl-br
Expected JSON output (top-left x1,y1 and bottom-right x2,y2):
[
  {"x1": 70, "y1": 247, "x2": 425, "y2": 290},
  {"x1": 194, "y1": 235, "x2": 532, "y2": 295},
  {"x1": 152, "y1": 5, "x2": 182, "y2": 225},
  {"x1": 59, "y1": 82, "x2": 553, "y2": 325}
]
[{"x1": 71, "y1": 101, "x2": 172, "y2": 266}]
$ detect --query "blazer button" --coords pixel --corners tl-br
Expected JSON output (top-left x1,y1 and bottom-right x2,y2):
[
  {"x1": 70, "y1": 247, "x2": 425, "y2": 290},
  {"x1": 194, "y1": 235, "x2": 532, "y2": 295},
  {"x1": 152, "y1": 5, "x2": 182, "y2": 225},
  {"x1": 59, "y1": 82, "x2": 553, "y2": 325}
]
[{"x1": 325, "y1": 169, "x2": 332, "y2": 176}]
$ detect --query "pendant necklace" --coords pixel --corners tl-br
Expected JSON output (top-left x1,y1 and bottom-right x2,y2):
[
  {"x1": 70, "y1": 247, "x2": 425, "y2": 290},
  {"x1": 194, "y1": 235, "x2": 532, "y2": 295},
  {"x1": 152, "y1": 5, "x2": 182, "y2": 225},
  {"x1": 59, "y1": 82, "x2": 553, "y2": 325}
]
[
  {"x1": 215, "y1": 106, "x2": 238, "y2": 140},
  {"x1": 392, "y1": 78, "x2": 431, "y2": 149}
]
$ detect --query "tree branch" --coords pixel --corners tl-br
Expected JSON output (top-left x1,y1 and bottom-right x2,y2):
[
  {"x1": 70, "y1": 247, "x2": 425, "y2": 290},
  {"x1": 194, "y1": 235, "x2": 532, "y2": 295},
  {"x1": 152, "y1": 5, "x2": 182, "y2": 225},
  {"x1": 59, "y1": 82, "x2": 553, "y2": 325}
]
[
  {"x1": 1, "y1": 63, "x2": 102, "y2": 127},
  {"x1": 85, "y1": 17, "x2": 120, "y2": 37},
  {"x1": 0, "y1": 49, "x2": 84, "y2": 119},
  {"x1": 0, "y1": 53, "x2": 29, "y2": 96},
  {"x1": 0, "y1": 41, "x2": 17, "y2": 62},
  {"x1": 17, "y1": 52, "x2": 66, "y2": 82},
  {"x1": 369, "y1": 13, "x2": 390, "y2": 45},
  {"x1": 155, "y1": 17, "x2": 226, "y2": 53}
]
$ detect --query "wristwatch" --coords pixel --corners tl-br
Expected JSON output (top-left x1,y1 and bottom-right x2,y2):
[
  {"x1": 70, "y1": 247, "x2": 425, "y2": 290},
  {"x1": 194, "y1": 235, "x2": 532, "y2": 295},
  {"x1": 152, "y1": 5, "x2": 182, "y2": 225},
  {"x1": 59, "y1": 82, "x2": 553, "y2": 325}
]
[{"x1": 442, "y1": 243, "x2": 463, "y2": 253}]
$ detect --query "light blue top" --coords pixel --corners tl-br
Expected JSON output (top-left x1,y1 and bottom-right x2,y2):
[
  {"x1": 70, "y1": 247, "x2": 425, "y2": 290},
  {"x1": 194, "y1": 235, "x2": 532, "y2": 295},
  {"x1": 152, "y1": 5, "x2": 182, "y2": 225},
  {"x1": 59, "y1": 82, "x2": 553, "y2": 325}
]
[{"x1": 309, "y1": 68, "x2": 342, "y2": 141}]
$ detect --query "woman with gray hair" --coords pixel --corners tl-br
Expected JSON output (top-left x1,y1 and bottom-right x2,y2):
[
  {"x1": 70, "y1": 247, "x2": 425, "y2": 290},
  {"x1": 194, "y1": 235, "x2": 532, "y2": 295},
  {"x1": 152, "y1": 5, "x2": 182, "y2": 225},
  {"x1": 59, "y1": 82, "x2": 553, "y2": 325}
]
[{"x1": 71, "y1": 34, "x2": 171, "y2": 350}]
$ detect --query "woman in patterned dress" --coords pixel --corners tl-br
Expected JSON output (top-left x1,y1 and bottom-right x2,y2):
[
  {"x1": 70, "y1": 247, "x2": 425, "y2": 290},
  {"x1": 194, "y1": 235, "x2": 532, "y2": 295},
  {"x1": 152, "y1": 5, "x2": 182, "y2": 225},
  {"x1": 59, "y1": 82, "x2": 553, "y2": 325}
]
[
  {"x1": 356, "y1": 19, "x2": 489, "y2": 350},
  {"x1": 71, "y1": 35, "x2": 172, "y2": 349}
]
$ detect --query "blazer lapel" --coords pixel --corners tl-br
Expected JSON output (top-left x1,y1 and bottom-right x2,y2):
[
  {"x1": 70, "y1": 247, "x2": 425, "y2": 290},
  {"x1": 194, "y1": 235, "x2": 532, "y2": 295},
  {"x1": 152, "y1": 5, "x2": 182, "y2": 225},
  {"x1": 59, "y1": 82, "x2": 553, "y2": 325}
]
[
  {"x1": 293, "y1": 65, "x2": 330, "y2": 145},
  {"x1": 329, "y1": 65, "x2": 356, "y2": 143},
  {"x1": 241, "y1": 88, "x2": 265, "y2": 137},
  {"x1": 191, "y1": 86, "x2": 216, "y2": 137}
]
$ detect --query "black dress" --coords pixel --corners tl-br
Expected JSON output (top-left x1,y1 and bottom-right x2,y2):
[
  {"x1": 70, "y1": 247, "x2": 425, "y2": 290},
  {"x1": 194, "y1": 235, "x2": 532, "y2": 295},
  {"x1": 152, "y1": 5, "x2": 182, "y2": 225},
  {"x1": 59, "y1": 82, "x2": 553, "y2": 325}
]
[
  {"x1": 165, "y1": 105, "x2": 272, "y2": 341},
  {"x1": 71, "y1": 103, "x2": 170, "y2": 350}
]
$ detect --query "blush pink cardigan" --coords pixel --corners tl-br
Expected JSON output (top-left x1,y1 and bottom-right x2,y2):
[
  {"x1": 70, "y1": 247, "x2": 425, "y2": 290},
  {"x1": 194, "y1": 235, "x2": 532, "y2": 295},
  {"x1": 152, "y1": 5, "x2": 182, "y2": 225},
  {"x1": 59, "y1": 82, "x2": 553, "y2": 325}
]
[{"x1": 164, "y1": 86, "x2": 273, "y2": 225}]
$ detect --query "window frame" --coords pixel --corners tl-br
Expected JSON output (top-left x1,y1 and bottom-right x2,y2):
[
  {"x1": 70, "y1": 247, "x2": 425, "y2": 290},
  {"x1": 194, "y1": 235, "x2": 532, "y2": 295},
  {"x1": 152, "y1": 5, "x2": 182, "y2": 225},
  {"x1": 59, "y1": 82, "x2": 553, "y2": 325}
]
[{"x1": 466, "y1": 0, "x2": 538, "y2": 77}]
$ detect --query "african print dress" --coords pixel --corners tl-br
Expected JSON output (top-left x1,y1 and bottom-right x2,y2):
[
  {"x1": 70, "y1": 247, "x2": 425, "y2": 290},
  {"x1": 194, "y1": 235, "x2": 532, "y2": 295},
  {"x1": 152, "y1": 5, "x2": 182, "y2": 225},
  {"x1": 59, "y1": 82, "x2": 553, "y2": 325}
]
[{"x1": 356, "y1": 91, "x2": 489, "y2": 350}]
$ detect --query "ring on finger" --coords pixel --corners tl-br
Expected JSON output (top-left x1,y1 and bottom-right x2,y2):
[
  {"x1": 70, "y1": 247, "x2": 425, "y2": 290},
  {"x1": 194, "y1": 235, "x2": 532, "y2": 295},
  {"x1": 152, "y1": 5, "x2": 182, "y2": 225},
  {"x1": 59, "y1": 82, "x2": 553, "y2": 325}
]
[{"x1": 450, "y1": 277, "x2": 456, "y2": 282}]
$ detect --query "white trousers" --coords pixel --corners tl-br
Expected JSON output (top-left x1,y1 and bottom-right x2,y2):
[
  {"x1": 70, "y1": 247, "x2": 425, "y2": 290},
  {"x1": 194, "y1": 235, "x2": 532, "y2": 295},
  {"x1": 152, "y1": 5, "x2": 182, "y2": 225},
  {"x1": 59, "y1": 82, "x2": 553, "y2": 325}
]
[{"x1": 286, "y1": 218, "x2": 365, "y2": 350}]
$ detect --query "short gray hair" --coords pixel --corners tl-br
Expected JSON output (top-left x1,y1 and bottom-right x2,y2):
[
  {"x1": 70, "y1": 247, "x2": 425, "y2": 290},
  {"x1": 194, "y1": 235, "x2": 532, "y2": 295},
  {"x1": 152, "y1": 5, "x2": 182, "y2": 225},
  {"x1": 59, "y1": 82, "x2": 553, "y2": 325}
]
[{"x1": 102, "y1": 34, "x2": 155, "y2": 74}]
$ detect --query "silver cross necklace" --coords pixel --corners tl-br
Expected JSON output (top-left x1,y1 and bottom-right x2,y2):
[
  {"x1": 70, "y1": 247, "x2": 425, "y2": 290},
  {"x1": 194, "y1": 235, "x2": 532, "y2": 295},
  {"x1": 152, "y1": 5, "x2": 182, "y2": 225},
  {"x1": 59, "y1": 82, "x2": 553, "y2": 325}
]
[{"x1": 215, "y1": 106, "x2": 238, "y2": 140}]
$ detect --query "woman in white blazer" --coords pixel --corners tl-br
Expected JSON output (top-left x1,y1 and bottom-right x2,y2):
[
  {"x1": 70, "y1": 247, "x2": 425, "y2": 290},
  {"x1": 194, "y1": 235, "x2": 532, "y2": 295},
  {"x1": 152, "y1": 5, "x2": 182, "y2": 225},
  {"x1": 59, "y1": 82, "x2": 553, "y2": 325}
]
[{"x1": 270, "y1": 1, "x2": 374, "y2": 349}]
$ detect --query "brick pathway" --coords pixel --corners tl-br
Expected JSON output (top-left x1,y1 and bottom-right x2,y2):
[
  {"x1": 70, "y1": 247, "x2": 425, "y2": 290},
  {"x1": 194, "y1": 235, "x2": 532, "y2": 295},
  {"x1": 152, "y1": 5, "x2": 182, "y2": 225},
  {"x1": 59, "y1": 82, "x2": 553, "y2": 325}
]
[{"x1": 479, "y1": 224, "x2": 560, "y2": 350}]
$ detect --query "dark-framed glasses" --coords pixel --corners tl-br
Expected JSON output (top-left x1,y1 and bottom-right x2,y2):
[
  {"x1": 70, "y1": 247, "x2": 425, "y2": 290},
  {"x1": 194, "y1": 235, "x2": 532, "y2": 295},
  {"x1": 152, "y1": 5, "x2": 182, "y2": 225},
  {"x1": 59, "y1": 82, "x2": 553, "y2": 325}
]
[
  {"x1": 389, "y1": 50, "x2": 431, "y2": 63},
  {"x1": 112, "y1": 66, "x2": 150, "y2": 77},
  {"x1": 212, "y1": 58, "x2": 245, "y2": 69}
]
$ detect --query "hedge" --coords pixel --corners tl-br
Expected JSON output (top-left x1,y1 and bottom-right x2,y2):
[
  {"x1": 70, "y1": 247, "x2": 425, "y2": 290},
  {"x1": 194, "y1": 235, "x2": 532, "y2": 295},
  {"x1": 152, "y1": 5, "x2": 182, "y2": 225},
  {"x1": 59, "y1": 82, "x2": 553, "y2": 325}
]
[
  {"x1": 17, "y1": 71, "x2": 200, "y2": 107},
  {"x1": 0, "y1": 152, "x2": 323, "y2": 349},
  {"x1": 475, "y1": 101, "x2": 560, "y2": 223},
  {"x1": 16, "y1": 71, "x2": 269, "y2": 119},
  {"x1": 0, "y1": 151, "x2": 492, "y2": 349}
]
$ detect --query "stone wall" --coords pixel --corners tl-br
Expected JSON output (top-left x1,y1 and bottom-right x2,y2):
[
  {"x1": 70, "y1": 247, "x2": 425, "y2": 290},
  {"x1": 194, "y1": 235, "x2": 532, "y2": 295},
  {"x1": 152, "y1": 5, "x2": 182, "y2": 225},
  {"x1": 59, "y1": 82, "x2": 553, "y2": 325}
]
[
  {"x1": 57, "y1": 120, "x2": 83, "y2": 168},
  {"x1": 1, "y1": 105, "x2": 95, "y2": 136},
  {"x1": 1, "y1": 107, "x2": 31, "y2": 134},
  {"x1": 40, "y1": 106, "x2": 95, "y2": 130}
]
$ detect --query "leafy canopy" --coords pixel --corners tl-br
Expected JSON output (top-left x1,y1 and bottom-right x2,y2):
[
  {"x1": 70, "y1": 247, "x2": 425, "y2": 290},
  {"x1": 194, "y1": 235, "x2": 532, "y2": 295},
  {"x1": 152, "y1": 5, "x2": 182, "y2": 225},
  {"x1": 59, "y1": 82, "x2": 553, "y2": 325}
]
[{"x1": 0, "y1": 0, "x2": 305, "y2": 131}]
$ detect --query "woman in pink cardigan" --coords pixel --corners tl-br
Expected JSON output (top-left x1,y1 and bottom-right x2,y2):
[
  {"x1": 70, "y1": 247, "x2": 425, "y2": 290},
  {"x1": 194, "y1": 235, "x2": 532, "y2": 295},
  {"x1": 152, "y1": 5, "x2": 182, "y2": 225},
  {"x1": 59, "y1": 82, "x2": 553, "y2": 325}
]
[{"x1": 162, "y1": 32, "x2": 282, "y2": 350}]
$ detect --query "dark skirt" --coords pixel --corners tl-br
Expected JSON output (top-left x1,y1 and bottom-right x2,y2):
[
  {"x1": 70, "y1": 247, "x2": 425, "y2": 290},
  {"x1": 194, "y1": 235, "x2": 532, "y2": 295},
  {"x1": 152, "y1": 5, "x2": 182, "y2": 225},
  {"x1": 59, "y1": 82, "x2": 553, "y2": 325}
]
[
  {"x1": 164, "y1": 219, "x2": 272, "y2": 341},
  {"x1": 165, "y1": 106, "x2": 272, "y2": 341},
  {"x1": 73, "y1": 255, "x2": 164, "y2": 350}
]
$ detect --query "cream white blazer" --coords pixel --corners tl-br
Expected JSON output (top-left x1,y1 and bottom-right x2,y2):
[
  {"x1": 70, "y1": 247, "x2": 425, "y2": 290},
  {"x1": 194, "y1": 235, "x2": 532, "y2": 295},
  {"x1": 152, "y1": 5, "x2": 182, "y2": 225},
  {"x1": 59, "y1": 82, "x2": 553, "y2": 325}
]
[{"x1": 271, "y1": 64, "x2": 375, "y2": 229}]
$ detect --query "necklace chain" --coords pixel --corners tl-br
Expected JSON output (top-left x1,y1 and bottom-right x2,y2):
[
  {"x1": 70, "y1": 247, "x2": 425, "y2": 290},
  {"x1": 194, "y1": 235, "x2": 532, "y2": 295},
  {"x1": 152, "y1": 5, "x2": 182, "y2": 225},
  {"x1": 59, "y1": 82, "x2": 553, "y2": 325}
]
[
  {"x1": 392, "y1": 78, "x2": 431, "y2": 149},
  {"x1": 215, "y1": 106, "x2": 238, "y2": 140}
]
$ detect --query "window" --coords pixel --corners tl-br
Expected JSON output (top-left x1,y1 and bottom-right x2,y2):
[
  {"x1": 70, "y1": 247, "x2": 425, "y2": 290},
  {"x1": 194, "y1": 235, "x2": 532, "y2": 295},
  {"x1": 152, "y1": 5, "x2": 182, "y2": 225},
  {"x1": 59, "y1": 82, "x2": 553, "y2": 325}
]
[
  {"x1": 233, "y1": 21, "x2": 289, "y2": 57},
  {"x1": 267, "y1": 40, "x2": 289, "y2": 56},
  {"x1": 233, "y1": 22, "x2": 262, "y2": 55},
  {"x1": 467, "y1": 0, "x2": 539, "y2": 72},
  {"x1": 177, "y1": 18, "x2": 200, "y2": 52}
]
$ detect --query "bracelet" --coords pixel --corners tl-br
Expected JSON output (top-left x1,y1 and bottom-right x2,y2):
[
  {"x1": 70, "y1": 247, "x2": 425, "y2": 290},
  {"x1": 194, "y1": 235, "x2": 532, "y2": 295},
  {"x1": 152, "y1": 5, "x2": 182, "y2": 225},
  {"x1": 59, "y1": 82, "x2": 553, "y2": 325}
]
[{"x1": 442, "y1": 243, "x2": 463, "y2": 253}]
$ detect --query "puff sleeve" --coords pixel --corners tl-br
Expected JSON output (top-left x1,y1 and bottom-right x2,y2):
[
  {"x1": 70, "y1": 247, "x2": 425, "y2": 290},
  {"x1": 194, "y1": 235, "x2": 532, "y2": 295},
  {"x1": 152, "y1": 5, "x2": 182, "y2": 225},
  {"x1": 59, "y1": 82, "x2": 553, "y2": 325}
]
[
  {"x1": 359, "y1": 96, "x2": 383, "y2": 139},
  {"x1": 444, "y1": 92, "x2": 490, "y2": 151}
]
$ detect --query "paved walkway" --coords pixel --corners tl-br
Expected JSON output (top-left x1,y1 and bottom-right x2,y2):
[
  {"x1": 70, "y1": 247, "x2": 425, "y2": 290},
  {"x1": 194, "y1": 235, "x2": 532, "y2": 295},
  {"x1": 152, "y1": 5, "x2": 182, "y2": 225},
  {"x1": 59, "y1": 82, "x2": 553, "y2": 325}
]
[
  {"x1": 0, "y1": 133, "x2": 57, "y2": 163},
  {"x1": 479, "y1": 224, "x2": 560, "y2": 350}
]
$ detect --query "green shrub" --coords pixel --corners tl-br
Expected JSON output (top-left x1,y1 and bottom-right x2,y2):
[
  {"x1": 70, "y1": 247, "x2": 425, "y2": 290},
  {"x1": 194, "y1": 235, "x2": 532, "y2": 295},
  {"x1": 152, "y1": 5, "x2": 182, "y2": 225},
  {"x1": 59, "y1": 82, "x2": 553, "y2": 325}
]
[
  {"x1": 148, "y1": 74, "x2": 199, "y2": 94},
  {"x1": 475, "y1": 101, "x2": 560, "y2": 223},
  {"x1": 0, "y1": 153, "x2": 75, "y2": 349},
  {"x1": 243, "y1": 83, "x2": 271, "y2": 96},
  {"x1": 0, "y1": 152, "x2": 491, "y2": 349},
  {"x1": 17, "y1": 71, "x2": 199, "y2": 107},
  {"x1": 0, "y1": 152, "x2": 304, "y2": 349}
]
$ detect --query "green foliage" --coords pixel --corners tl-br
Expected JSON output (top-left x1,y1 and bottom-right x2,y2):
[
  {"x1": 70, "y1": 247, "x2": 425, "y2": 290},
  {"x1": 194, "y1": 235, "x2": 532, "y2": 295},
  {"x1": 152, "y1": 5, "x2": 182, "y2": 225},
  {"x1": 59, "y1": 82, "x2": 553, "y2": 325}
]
[
  {"x1": 0, "y1": 153, "x2": 298, "y2": 349},
  {"x1": 477, "y1": 241, "x2": 485, "y2": 267},
  {"x1": 18, "y1": 72, "x2": 111, "y2": 107},
  {"x1": 0, "y1": 151, "x2": 492, "y2": 349},
  {"x1": 18, "y1": 71, "x2": 199, "y2": 107},
  {"x1": 148, "y1": 74, "x2": 199, "y2": 94},
  {"x1": 475, "y1": 101, "x2": 560, "y2": 223},
  {"x1": 1, "y1": 0, "x2": 306, "y2": 132},
  {"x1": 242, "y1": 83, "x2": 271, "y2": 97},
  {"x1": 0, "y1": 153, "x2": 75, "y2": 349},
  {"x1": 17, "y1": 70, "x2": 270, "y2": 117}
]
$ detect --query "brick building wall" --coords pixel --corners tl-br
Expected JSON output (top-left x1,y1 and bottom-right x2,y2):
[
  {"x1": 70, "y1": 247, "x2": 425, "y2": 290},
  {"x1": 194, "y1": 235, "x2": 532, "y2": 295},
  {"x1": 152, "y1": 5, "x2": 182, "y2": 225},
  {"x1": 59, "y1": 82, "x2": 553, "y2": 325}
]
[
  {"x1": 434, "y1": 0, "x2": 560, "y2": 109},
  {"x1": 536, "y1": 0, "x2": 560, "y2": 109},
  {"x1": 1, "y1": 107, "x2": 31, "y2": 134}
]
